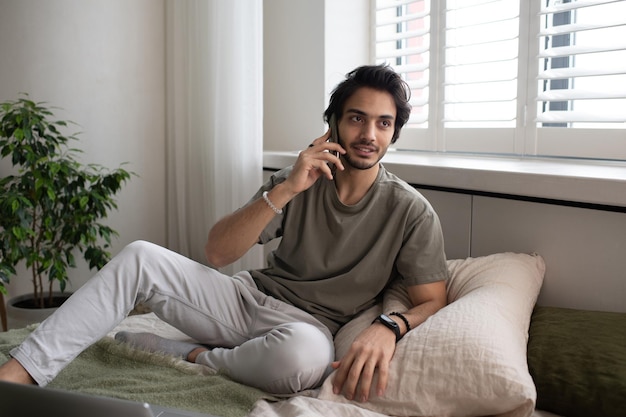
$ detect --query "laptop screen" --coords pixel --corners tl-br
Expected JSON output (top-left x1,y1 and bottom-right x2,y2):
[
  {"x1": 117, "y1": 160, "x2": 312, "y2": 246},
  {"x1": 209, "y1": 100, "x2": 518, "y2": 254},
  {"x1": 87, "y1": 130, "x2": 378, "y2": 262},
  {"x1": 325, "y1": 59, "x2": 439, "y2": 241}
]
[{"x1": 0, "y1": 380, "x2": 214, "y2": 417}]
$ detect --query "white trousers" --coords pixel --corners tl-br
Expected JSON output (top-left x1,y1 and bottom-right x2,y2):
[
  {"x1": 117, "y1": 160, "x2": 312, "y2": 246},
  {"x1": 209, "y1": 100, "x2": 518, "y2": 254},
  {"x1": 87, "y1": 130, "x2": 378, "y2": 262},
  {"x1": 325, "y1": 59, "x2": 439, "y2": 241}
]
[{"x1": 10, "y1": 241, "x2": 335, "y2": 394}]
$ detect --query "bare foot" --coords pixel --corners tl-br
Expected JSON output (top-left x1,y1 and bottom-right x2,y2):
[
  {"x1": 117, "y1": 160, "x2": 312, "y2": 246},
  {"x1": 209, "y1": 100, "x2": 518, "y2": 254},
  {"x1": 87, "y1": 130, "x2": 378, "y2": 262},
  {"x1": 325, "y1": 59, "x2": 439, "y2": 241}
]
[
  {"x1": 0, "y1": 358, "x2": 37, "y2": 385},
  {"x1": 187, "y1": 346, "x2": 210, "y2": 363}
]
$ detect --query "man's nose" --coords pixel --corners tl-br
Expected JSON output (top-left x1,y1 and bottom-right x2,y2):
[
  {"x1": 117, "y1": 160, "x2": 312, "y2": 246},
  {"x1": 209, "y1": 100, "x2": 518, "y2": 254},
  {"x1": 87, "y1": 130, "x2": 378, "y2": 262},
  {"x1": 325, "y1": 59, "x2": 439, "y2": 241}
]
[{"x1": 360, "y1": 121, "x2": 376, "y2": 140}]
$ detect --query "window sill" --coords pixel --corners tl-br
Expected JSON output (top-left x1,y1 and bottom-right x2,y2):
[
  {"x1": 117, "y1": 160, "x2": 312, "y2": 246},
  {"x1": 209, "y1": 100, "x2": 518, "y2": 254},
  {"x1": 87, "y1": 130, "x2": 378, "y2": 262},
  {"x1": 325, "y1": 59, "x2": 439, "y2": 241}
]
[{"x1": 263, "y1": 150, "x2": 626, "y2": 209}]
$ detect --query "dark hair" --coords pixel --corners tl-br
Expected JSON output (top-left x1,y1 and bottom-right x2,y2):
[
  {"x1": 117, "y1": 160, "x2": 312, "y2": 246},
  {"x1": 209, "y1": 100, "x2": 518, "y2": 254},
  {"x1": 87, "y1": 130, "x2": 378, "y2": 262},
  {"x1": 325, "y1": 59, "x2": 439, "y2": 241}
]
[{"x1": 323, "y1": 64, "x2": 411, "y2": 143}]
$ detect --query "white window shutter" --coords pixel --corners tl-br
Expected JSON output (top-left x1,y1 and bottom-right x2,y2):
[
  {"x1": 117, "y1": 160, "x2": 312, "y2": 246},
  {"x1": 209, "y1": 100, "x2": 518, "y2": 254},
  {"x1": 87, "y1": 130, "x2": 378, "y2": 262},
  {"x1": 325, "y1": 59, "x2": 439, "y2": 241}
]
[
  {"x1": 373, "y1": 0, "x2": 626, "y2": 160},
  {"x1": 443, "y1": 0, "x2": 520, "y2": 128},
  {"x1": 375, "y1": 0, "x2": 431, "y2": 126},
  {"x1": 537, "y1": 0, "x2": 626, "y2": 128}
]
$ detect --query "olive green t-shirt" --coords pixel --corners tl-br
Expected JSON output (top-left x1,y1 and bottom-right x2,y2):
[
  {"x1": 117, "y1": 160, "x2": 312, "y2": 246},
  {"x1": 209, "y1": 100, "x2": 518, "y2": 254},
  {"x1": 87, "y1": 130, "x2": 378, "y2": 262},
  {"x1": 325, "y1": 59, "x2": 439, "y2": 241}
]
[{"x1": 249, "y1": 164, "x2": 448, "y2": 335}]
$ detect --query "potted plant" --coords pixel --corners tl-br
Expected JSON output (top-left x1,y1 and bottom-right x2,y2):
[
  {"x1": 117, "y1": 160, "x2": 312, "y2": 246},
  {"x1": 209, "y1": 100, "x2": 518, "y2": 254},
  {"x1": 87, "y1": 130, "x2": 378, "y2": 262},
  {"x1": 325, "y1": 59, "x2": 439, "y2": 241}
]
[{"x1": 0, "y1": 96, "x2": 132, "y2": 325}]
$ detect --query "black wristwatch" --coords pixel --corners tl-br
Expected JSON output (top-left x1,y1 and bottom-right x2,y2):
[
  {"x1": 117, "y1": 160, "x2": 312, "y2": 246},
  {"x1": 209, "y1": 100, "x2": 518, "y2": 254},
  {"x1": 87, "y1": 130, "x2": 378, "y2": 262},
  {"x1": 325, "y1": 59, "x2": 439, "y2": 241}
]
[{"x1": 372, "y1": 314, "x2": 401, "y2": 342}]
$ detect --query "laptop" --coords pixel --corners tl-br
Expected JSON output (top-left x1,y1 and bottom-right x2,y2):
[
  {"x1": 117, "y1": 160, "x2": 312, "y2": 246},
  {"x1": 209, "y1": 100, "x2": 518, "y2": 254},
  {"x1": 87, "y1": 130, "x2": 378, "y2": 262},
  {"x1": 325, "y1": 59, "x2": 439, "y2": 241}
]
[{"x1": 0, "y1": 380, "x2": 219, "y2": 417}]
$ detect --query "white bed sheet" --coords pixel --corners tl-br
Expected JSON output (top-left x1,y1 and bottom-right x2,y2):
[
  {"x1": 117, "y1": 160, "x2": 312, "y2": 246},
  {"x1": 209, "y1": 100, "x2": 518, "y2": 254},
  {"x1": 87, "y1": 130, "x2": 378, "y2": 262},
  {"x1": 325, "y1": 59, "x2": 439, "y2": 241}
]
[{"x1": 248, "y1": 396, "x2": 564, "y2": 417}]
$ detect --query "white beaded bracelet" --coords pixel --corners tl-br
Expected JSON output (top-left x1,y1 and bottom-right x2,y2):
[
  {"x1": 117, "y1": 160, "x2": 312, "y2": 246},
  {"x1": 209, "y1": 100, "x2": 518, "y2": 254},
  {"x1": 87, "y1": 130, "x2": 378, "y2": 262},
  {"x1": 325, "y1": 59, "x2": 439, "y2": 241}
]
[{"x1": 262, "y1": 191, "x2": 283, "y2": 215}]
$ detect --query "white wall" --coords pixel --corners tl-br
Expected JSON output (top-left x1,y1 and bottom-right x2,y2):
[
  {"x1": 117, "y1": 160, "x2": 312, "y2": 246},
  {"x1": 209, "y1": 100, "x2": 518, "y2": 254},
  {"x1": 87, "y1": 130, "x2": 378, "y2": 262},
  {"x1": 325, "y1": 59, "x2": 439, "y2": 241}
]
[
  {"x1": 263, "y1": 0, "x2": 325, "y2": 151},
  {"x1": 471, "y1": 197, "x2": 626, "y2": 313},
  {"x1": 0, "y1": 0, "x2": 166, "y2": 297},
  {"x1": 324, "y1": 1, "x2": 371, "y2": 105},
  {"x1": 263, "y1": 0, "x2": 369, "y2": 151}
]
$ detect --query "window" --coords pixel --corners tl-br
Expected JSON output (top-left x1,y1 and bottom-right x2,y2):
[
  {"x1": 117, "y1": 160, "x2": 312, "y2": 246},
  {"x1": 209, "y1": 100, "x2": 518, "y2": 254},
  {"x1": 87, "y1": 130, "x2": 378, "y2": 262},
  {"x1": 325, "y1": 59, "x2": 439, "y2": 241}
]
[{"x1": 374, "y1": 0, "x2": 626, "y2": 161}]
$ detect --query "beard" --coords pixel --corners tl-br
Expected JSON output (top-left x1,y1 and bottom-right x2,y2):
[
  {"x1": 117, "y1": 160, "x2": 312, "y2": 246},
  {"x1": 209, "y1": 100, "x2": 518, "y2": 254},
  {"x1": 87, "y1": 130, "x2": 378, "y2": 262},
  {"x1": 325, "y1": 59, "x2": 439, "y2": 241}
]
[
  {"x1": 337, "y1": 136, "x2": 385, "y2": 170},
  {"x1": 342, "y1": 153, "x2": 381, "y2": 170}
]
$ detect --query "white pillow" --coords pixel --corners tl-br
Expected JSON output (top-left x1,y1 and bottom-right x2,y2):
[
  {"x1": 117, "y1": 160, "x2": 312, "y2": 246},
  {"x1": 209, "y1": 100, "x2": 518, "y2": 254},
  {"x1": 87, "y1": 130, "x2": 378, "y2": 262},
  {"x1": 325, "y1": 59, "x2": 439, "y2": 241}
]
[{"x1": 319, "y1": 252, "x2": 545, "y2": 417}]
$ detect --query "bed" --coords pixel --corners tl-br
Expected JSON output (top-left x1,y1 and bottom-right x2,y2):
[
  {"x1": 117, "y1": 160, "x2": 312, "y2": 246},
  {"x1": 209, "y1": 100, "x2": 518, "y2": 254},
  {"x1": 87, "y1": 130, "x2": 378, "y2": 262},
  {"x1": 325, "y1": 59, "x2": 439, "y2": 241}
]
[{"x1": 1, "y1": 252, "x2": 624, "y2": 417}]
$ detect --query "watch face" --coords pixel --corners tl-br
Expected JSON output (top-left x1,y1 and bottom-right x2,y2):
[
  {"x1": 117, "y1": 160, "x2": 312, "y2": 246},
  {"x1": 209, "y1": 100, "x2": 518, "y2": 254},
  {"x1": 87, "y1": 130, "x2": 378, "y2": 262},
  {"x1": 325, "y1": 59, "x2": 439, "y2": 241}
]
[
  {"x1": 375, "y1": 314, "x2": 401, "y2": 342},
  {"x1": 380, "y1": 314, "x2": 398, "y2": 328}
]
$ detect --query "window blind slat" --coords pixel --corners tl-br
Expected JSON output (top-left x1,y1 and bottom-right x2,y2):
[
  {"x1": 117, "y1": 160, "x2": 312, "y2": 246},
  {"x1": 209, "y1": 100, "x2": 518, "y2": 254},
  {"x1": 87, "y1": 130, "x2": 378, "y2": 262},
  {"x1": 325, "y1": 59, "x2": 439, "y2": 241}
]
[
  {"x1": 446, "y1": 51, "x2": 518, "y2": 66},
  {"x1": 536, "y1": 111, "x2": 626, "y2": 123},
  {"x1": 445, "y1": 0, "x2": 505, "y2": 12},
  {"x1": 539, "y1": 21, "x2": 626, "y2": 36},
  {"x1": 377, "y1": 29, "x2": 430, "y2": 43},
  {"x1": 409, "y1": 96, "x2": 429, "y2": 107},
  {"x1": 539, "y1": 43, "x2": 626, "y2": 58},
  {"x1": 446, "y1": 14, "x2": 518, "y2": 30},
  {"x1": 390, "y1": 63, "x2": 430, "y2": 74},
  {"x1": 405, "y1": 78, "x2": 429, "y2": 90},
  {"x1": 376, "y1": 11, "x2": 429, "y2": 27},
  {"x1": 377, "y1": 46, "x2": 430, "y2": 60},
  {"x1": 446, "y1": 33, "x2": 518, "y2": 48},
  {"x1": 445, "y1": 75, "x2": 517, "y2": 85},
  {"x1": 540, "y1": 0, "x2": 621, "y2": 14},
  {"x1": 408, "y1": 113, "x2": 429, "y2": 124},
  {"x1": 443, "y1": 97, "x2": 517, "y2": 104},
  {"x1": 442, "y1": 114, "x2": 517, "y2": 122},
  {"x1": 538, "y1": 67, "x2": 626, "y2": 79},
  {"x1": 538, "y1": 89, "x2": 626, "y2": 101},
  {"x1": 377, "y1": 0, "x2": 421, "y2": 10}
]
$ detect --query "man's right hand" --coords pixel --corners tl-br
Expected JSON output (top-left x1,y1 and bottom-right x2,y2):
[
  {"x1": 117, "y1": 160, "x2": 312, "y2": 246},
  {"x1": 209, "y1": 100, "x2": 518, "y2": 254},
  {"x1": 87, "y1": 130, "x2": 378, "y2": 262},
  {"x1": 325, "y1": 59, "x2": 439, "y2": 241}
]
[{"x1": 280, "y1": 129, "x2": 345, "y2": 197}]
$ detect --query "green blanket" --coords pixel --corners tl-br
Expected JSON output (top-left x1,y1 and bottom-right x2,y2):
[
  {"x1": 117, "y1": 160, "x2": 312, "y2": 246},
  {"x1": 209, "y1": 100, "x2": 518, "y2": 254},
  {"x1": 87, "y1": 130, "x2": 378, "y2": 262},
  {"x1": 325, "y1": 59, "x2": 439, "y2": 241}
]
[{"x1": 0, "y1": 325, "x2": 273, "y2": 417}]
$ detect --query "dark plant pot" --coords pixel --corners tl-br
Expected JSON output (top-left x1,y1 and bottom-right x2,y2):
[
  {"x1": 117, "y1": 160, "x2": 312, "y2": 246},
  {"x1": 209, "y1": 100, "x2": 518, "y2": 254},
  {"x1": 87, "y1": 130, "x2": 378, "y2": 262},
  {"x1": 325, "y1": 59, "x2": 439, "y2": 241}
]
[{"x1": 6, "y1": 292, "x2": 72, "y2": 330}]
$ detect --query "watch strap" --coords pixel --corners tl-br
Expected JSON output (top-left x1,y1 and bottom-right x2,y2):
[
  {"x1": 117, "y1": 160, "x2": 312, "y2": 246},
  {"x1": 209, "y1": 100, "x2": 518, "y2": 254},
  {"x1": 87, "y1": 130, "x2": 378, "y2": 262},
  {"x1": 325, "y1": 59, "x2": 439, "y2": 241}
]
[{"x1": 372, "y1": 314, "x2": 401, "y2": 342}]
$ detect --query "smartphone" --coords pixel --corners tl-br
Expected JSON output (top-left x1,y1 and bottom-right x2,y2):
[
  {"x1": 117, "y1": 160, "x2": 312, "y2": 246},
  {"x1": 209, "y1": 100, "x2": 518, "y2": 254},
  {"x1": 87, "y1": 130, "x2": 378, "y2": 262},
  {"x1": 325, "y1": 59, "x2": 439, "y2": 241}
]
[
  {"x1": 328, "y1": 114, "x2": 338, "y2": 144},
  {"x1": 328, "y1": 114, "x2": 339, "y2": 157}
]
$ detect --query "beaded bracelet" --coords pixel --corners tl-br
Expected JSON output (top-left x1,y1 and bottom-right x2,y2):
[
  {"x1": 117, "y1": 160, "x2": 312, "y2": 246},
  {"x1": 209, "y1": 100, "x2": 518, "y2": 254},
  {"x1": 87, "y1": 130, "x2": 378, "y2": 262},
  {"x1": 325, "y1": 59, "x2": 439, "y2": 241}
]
[
  {"x1": 262, "y1": 191, "x2": 283, "y2": 215},
  {"x1": 390, "y1": 312, "x2": 411, "y2": 332}
]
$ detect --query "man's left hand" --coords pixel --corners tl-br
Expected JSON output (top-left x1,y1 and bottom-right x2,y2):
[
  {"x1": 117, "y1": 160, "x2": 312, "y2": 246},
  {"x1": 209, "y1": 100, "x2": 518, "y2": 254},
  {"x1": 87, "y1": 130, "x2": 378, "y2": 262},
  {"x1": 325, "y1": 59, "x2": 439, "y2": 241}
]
[{"x1": 330, "y1": 322, "x2": 397, "y2": 402}]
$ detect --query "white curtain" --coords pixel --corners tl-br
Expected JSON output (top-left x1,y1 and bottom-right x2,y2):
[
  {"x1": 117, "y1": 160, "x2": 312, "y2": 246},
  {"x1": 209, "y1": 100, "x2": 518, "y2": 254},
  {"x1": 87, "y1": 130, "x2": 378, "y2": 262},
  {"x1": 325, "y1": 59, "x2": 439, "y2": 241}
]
[{"x1": 165, "y1": 0, "x2": 264, "y2": 275}]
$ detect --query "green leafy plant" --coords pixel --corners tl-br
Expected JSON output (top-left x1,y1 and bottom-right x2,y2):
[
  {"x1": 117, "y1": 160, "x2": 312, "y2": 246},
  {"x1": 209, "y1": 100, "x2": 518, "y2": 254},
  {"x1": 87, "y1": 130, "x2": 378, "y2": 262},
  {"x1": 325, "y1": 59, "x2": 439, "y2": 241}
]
[{"x1": 0, "y1": 96, "x2": 132, "y2": 308}]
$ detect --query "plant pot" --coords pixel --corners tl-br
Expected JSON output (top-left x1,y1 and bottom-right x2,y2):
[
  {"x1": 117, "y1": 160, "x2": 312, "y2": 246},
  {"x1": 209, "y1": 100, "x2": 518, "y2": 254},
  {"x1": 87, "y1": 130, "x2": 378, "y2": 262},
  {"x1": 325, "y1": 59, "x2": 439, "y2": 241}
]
[{"x1": 6, "y1": 292, "x2": 72, "y2": 330}]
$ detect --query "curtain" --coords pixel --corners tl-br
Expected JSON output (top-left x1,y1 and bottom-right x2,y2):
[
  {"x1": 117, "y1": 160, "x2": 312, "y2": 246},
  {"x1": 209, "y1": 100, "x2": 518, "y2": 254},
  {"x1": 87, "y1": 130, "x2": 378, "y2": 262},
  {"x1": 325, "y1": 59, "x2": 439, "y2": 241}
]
[{"x1": 165, "y1": 0, "x2": 264, "y2": 275}]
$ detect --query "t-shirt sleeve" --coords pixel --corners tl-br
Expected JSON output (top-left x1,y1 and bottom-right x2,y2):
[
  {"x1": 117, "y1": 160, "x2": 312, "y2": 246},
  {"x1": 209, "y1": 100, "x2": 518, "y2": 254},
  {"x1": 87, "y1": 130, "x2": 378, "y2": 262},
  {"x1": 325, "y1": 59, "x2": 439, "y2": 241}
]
[{"x1": 396, "y1": 201, "x2": 449, "y2": 286}]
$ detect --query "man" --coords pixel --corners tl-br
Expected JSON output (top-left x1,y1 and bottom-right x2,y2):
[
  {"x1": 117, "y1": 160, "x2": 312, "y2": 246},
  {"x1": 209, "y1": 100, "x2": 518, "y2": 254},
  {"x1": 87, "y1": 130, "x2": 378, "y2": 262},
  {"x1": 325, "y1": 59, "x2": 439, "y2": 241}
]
[{"x1": 0, "y1": 64, "x2": 448, "y2": 403}]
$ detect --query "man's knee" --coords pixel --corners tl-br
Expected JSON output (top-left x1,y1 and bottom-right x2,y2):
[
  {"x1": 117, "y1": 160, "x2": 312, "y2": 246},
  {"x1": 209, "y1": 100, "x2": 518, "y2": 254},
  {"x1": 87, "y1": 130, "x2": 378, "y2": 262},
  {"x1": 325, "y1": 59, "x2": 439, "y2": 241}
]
[
  {"x1": 120, "y1": 240, "x2": 160, "y2": 258},
  {"x1": 261, "y1": 322, "x2": 334, "y2": 393},
  {"x1": 275, "y1": 322, "x2": 332, "y2": 364}
]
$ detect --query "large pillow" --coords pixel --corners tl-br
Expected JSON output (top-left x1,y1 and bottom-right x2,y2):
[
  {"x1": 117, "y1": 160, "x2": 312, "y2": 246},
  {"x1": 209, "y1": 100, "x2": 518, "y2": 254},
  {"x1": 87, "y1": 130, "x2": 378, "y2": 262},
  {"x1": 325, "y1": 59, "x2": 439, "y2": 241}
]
[
  {"x1": 527, "y1": 306, "x2": 626, "y2": 417},
  {"x1": 319, "y1": 252, "x2": 545, "y2": 417}
]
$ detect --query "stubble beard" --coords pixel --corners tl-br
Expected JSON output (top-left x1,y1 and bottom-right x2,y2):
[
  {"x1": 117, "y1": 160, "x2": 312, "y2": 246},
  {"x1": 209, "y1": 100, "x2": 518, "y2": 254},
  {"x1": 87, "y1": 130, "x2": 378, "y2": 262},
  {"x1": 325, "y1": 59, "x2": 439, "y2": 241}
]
[{"x1": 338, "y1": 136, "x2": 385, "y2": 171}]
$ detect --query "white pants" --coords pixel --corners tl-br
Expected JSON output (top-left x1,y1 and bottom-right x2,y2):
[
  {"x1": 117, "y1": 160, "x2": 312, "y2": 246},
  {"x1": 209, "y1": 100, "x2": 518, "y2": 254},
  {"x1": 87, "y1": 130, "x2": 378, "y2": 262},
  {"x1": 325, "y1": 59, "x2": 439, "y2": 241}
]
[{"x1": 10, "y1": 241, "x2": 334, "y2": 394}]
